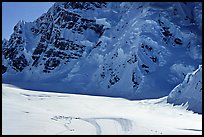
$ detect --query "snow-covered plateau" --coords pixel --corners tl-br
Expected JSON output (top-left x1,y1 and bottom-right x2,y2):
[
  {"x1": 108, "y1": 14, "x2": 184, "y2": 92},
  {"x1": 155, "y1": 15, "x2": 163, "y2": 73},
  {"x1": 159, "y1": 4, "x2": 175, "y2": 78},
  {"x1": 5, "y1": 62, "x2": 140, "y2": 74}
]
[{"x1": 2, "y1": 84, "x2": 202, "y2": 135}]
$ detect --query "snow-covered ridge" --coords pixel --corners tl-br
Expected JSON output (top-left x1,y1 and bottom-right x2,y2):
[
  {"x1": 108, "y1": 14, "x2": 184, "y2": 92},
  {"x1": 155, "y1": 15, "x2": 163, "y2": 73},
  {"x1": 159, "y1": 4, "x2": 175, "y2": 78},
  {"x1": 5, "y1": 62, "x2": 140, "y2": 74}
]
[
  {"x1": 167, "y1": 65, "x2": 202, "y2": 114},
  {"x1": 2, "y1": 2, "x2": 202, "y2": 100}
]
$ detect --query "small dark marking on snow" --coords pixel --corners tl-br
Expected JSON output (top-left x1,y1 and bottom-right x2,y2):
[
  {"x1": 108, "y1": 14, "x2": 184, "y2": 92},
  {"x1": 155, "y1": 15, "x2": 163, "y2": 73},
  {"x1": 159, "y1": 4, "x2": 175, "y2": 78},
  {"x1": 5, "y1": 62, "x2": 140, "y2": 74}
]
[{"x1": 178, "y1": 128, "x2": 202, "y2": 132}]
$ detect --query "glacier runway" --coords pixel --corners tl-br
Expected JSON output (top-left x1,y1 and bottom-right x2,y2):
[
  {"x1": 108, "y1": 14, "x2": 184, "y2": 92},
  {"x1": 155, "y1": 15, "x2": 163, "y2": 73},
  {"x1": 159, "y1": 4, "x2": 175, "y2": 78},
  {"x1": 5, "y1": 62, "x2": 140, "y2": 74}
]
[{"x1": 2, "y1": 84, "x2": 202, "y2": 135}]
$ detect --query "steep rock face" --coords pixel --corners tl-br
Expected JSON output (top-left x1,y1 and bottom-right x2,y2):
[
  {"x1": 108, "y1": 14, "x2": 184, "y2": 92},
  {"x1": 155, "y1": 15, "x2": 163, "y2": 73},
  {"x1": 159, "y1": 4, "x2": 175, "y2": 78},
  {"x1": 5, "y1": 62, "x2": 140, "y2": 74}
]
[
  {"x1": 2, "y1": 21, "x2": 29, "y2": 73},
  {"x1": 167, "y1": 65, "x2": 202, "y2": 114},
  {"x1": 2, "y1": 2, "x2": 202, "y2": 99},
  {"x1": 28, "y1": 2, "x2": 108, "y2": 74},
  {"x1": 2, "y1": 2, "x2": 109, "y2": 75}
]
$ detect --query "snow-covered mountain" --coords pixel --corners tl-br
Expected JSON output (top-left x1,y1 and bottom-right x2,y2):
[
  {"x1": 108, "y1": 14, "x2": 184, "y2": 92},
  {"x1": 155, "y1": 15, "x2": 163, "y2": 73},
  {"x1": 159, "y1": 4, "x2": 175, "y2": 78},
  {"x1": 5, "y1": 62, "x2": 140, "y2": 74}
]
[
  {"x1": 167, "y1": 65, "x2": 202, "y2": 114},
  {"x1": 2, "y1": 2, "x2": 202, "y2": 100}
]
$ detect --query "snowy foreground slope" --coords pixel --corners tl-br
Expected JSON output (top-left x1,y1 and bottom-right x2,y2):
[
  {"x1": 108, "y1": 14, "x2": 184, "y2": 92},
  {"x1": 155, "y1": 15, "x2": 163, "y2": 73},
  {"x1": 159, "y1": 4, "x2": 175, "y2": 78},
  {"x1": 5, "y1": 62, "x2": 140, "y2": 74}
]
[{"x1": 2, "y1": 84, "x2": 202, "y2": 135}]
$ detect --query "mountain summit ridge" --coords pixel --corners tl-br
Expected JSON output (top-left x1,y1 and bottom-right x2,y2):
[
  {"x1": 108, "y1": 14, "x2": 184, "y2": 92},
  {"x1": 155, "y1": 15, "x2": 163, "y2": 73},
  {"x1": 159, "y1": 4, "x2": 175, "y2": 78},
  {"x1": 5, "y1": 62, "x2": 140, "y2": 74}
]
[{"x1": 2, "y1": 2, "x2": 202, "y2": 101}]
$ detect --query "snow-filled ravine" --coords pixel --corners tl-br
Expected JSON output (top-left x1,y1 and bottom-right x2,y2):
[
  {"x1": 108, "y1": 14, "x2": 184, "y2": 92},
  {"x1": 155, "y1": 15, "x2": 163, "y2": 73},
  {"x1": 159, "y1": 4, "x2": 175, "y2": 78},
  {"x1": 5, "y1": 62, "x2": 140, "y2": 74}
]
[{"x1": 2, "y1": 84, "x2": 202, "y2": 135}]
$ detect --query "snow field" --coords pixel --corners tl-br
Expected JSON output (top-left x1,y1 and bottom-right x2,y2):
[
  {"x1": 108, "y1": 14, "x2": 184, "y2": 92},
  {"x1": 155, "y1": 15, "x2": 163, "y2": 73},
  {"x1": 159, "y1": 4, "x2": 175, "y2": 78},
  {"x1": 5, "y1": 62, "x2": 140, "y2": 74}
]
[{"x1": 2, "y1": 84, "x2": 202, "y2": 135}]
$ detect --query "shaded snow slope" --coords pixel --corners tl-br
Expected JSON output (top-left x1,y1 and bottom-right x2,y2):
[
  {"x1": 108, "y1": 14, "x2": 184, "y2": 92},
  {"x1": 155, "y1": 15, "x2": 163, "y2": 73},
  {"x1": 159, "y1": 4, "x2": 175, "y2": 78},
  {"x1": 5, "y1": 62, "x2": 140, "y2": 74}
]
[
  {"x1": 2, "y1": 84, "x2": 202, "y2": 135},
  {"x1": 167, "y1": 65, "x2": 202, "y2": 114}
]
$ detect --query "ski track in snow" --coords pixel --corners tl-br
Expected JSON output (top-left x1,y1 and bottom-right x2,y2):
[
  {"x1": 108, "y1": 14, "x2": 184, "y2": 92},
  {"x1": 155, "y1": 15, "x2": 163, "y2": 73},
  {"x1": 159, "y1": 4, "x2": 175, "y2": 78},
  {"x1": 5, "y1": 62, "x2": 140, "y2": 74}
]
[
  {"x1": 177, "y1": 128, "x2": 202, "y2": 132},
  {"x1": 2, "y1": 84, "x2": 202, "y2": 135},
  {"x1": 81, "y1": 118, "x2": 102, "y2": 135},
  {"x1": 50, "y1": 115, "x2": 132, "y2": 135}
]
